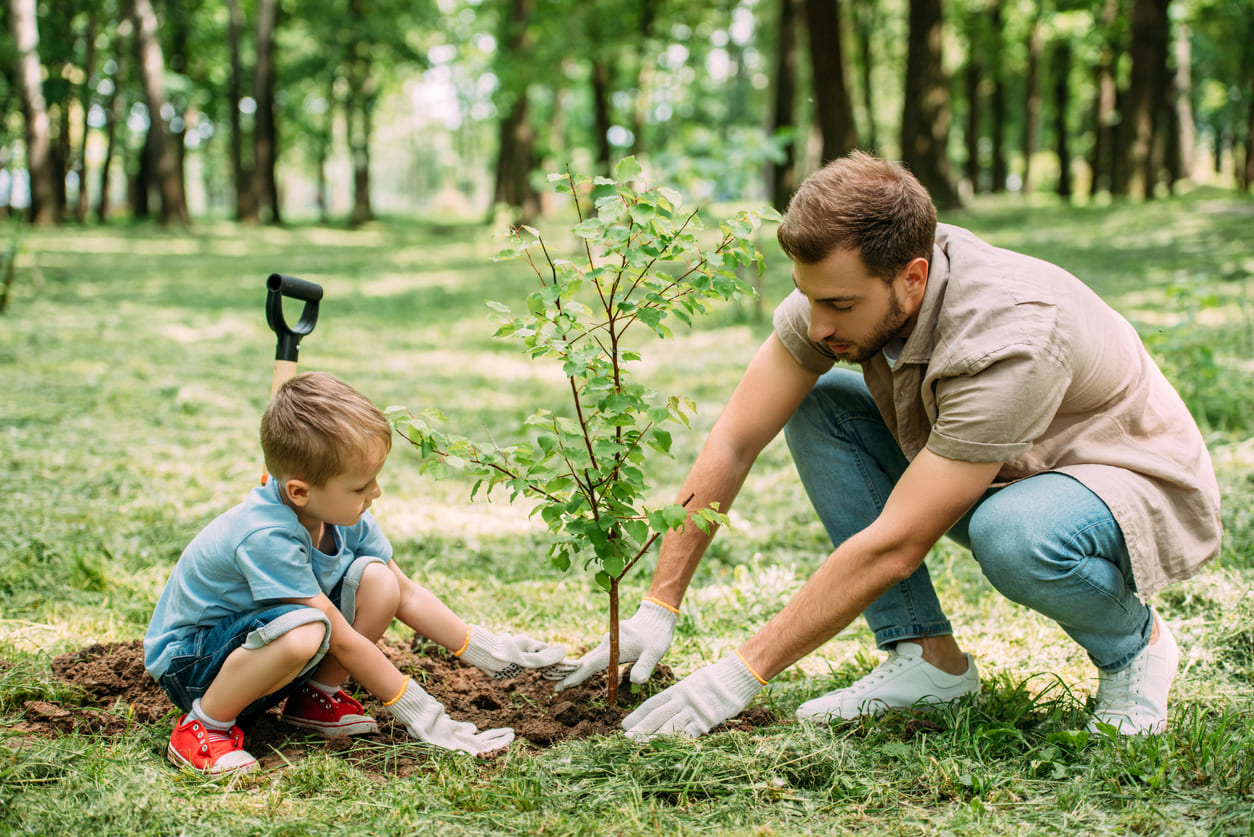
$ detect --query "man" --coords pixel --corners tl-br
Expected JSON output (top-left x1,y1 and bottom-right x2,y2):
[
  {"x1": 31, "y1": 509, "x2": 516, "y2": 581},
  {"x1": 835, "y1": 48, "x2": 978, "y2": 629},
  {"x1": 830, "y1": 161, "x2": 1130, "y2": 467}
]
[{"x1": 557, "y1": 151, "x2": 1221, "y2": 739}]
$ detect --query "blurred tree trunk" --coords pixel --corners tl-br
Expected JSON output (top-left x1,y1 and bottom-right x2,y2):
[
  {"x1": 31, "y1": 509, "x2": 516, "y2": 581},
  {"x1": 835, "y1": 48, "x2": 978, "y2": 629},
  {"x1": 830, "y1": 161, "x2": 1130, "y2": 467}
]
[
  {"x1": 1169, "y1": 22, "x2": 1194, "y2": 184},
  {"x1": 591, "y1": 58, "x2": 613, "y2": 176},
  {"x1": 74, "y1": 11, "x2": 98, "y2": 224},
  {"x1": 768, "y1": 0, "x2": 800, "y2": 212},
  {"x1": 851, "y1": 1, "x2": 879, "y2": 154},
  {"x1": 1088, "y1": 0, "x2": 1120, "y2": 197},
  {"x1": 131, "y1": 0, "x2": 190, "y2": 225},
  {"x1": 227, "y1": 0, "x2": 256, "y2": 222},
  {"x1": 9, "y1": 0, "x2": 58, "y2": 225},
  {"x1": 902, "y1": 0, "x2": 960, "y2": 207},
  {"x1": 804, "y1": 0, "x2": 858, "y2": 164},
  {"x1": 1020, "y1": 11, "x2": 1043, "y2": 193},
  {"x1": 97, "y1": 23, "x2": 129, "y2": 223},
  {"x1": 253, "y1": 0, "x2": 281, "y2": 224},
  {"x1": 1052, "y1": 39, "x2": 1073, "y2": 199},
  {"x1": 988, "y1": 0, "x2": 1007, "y2": 192},
  {"x1": 493, "y1": 0, "x2": 539, "y2": 224},
  {"x1": 1112, "y1": 0, "x2": 1169, "y2": 198}
]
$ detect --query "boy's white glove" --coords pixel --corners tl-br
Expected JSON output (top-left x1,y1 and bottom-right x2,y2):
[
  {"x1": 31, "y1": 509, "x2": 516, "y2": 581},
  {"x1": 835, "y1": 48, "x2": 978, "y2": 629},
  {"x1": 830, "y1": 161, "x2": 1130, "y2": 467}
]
[
  {"x1": 621, "y1": 654, "x2": 764, "y2": 740},
  {"x1": 385, "y1": 678, "x2": 514, "y2": 755},
  {"x1": 555, "y1": 599, "x2": 678, "y2": 692},
  {"x1": 456, "y1": 624, "x2": 571, "y2": 680}
]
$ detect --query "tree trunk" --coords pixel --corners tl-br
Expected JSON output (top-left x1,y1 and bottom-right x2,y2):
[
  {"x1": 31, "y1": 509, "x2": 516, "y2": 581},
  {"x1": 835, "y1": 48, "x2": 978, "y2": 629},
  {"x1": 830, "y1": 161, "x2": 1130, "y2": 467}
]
[
  {"x1": 1052, "y1": 40, "x2": 1073, "y2": 199},
  {"x1": 1021, "y1": 13, "x2": 1043, "y2": 193},
  {"x1": 75, "y1": 12, "x2": 98, "y2": 224},
  {"x1": 989, "y1": 0, "x2": 1007, "y2": 192},
  {"x1": 8, "y1": 0, "x2": 58, "y2": 225},
  {"x1": 804, "y1": 0, "x2": 859, "y2": 164},
  {"x1": 963, "y1": 56, "x2": 981, "y2": 192},
  {"x1": 131, "y1": 0, "x2": 190, "y2": 225},
  {"x1": 1171, "y1": 22, "x2": 1194, "y2": 182},
  {"x1": 227, "y1": 0, "x2": 256, "y2": 222},
  {"x1": 252, "y1": 0, "x2": 281, "y2": 224},
  {"x1": 591, "y1": 59, "x2": 613, "y2": 176},
  {"x1": 97, "y1": 27, "x2": 128, "y2": 223},
  {"x1": 852, "y1": 1, "x2": 878, "y2": 154},
  {"x1": 1088, "y1": 0, "x2": 1120, "y2": 196},
  {"x1": 492, "y1": 0, "x2": 539, "y2": 223},
  {"x1": 768, "y1": 0, "x2": 800, "y2": 212},
  {"x1": 1113, "y1": 0, "x2": 1170, "y2": 198},
  {"x1": 901, "y1": 0, "x2": 960, "y2": 208}
]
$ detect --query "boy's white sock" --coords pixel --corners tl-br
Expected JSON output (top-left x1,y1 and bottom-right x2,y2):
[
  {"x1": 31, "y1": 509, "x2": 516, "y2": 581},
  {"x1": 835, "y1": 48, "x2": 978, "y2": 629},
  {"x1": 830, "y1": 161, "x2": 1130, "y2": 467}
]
[
  {"x1": 306, "y1": 679, "x2": 340, "y2": 696},
  {"x1": 190, "y1": 697, "x2": 235, "y2": 732}
]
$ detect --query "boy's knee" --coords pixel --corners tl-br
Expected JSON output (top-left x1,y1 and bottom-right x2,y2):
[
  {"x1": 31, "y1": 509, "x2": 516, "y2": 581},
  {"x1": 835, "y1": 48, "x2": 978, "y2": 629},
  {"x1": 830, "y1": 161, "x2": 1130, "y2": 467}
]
[
  {"x1": 276, "y1": 619, "x2": 330, "y2": 665},
  {"x1": 359, "y1": 560, "x2": 400, "y2": 612}
]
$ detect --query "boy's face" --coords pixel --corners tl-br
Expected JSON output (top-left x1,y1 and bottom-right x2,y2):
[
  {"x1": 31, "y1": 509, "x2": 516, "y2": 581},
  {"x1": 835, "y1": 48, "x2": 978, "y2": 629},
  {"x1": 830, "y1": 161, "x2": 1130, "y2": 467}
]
[{"x1": 290, "y1": 438, "x2": 387, "y2": 528}]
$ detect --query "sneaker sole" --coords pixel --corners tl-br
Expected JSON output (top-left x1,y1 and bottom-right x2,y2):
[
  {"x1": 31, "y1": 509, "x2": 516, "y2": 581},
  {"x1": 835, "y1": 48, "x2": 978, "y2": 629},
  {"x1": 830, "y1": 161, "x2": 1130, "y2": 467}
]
[
  {"x1": 282, "y1": 717, "x2": 379, "y2": 736},
  {"x1": 166, "y1": 743, "x2": 258, "y2": 777}
]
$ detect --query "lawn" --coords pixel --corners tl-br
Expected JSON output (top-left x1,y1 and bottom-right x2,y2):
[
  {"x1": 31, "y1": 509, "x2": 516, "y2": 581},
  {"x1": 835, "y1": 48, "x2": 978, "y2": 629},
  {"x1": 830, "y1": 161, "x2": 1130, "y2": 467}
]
[{"x1": 1, "y1": 186, "x2": 1252, "y2": 835}]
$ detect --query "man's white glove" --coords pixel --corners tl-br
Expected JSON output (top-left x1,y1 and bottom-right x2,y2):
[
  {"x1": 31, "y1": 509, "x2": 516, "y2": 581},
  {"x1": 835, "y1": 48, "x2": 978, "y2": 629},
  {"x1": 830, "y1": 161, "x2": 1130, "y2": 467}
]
[
  {"x1": 385, "y1": 678, "x2": 515, "y2": 755},
  {"x1": 621, "y1": 653, "x2": 765, "y2": 740},
  {"x1": 456, "y1": 624, "x2": 571, "y2": 680},
  {"x1": 555, "y1": 599, "x2": 678, "y2": 693}
]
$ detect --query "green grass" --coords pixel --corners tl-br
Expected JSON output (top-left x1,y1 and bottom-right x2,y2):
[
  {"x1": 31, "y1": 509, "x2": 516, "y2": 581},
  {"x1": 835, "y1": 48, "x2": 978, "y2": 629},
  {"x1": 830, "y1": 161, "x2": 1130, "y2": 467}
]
[{"x1": 2, "y1": 187, "x2": 1253, "y2": 835}]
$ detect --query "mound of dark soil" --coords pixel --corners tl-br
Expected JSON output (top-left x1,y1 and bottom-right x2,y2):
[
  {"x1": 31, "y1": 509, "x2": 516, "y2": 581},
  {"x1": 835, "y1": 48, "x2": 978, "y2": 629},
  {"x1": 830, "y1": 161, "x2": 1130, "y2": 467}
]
[{"x1": 13, "y1": 638, "x2": 776, "y2": 776}]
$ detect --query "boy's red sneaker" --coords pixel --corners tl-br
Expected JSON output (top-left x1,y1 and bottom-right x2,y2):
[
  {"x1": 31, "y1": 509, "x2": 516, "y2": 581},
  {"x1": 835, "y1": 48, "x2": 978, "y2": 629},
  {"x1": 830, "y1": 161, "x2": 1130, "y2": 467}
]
[
  {"x1": 166, "y1": 715, "x2": 258, "y2": 776},
  {"x1": 281, "y1": 684, "x2": 379, "y2": 736}
]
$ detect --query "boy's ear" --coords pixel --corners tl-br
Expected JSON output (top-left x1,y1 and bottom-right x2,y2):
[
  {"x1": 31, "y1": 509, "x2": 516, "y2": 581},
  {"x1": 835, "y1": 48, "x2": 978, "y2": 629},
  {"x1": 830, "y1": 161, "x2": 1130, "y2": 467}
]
[{"x1": 283, "y1": 477, "x2": 313, "y2": 508}]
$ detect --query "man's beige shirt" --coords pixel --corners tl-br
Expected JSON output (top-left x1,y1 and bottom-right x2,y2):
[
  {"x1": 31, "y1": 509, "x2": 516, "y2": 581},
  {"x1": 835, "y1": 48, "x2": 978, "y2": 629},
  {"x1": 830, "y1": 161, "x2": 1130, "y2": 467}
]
[{"x1": 774, "y1": 223, "x2": 1222, "y2": 597}]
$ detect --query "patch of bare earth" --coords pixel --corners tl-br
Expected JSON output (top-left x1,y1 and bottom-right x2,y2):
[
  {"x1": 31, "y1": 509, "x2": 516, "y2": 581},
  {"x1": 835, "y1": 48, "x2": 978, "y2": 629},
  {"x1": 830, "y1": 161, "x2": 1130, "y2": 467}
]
[{"x1": 12, "y1": 638, "x2": 775, "y2": 778}]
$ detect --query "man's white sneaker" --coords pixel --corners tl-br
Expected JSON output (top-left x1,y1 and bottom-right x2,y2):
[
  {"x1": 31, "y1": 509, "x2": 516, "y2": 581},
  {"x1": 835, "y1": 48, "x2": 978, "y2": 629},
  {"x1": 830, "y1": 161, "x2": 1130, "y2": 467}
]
[
  {"x1": 1088, "y1": 612, "x2": 1179, "y2": 736},
  {"x1": 796, "y1": 642, "x2": 980, "y2": 721}
]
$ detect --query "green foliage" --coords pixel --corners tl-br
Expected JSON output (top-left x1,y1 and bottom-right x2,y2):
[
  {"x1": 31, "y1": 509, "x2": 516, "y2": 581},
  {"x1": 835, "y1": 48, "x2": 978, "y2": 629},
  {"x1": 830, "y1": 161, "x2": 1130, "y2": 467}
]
[{"x1": 393, "y1": 160, "x2": 778, "y2": 595}]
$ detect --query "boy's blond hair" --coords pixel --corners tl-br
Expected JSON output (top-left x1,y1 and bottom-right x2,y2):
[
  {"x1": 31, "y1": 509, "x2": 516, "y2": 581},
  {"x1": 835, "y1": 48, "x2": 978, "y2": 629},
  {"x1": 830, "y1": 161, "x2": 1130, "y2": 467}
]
[{"x1": 261, "y1": 372, "x2": 392, "y2": 486}]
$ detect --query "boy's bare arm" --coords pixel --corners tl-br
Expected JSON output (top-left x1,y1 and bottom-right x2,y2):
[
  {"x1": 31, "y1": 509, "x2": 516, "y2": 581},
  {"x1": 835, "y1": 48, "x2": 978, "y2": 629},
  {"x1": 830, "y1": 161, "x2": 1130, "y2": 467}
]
[{"x1": 386, "y1": 561, "x2": 470, "y2": 651}]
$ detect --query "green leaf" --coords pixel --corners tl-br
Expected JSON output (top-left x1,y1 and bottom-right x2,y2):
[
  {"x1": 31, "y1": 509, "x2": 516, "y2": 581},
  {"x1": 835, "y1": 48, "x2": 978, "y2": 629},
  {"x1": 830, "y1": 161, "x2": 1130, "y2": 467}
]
[{"x1": 615, "y1": 156, "x2": 642, "y2": 182}]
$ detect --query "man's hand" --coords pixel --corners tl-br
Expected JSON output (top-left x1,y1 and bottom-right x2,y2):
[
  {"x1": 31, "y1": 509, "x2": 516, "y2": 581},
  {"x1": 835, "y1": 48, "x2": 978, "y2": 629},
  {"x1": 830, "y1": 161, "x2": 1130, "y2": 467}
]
[
  {"x1": 621, "y1": 654, "x2": 764, "y2": 740},
  {"x1": 385, "y1": 678, "x2": 514, "y2": 755},
  {"x1": 555, "y1": 599, "x2": 678, "y2": 692},
  {"x1": 456, "y1": 625, "x2": 571, "y2": 680}
]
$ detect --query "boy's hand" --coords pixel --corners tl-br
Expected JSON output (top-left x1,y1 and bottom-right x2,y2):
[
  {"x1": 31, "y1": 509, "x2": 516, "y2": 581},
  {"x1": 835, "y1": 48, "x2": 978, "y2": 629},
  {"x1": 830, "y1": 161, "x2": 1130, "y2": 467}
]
[
  {"x1": 456, "y1": 625, "x2": 570, "y2": 680},
  {"x1": 555, "y1": 598, "x2": 677, "y2": 692},
  {"x1": 385, "y1": 678, "x2": 514, "y2": 755}
]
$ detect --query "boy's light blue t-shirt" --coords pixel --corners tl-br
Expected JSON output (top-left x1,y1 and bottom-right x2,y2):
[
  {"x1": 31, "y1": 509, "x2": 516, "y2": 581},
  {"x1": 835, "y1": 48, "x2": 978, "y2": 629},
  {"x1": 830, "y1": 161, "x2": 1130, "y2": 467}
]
[{"x1": 143, "y1": 479, "x2": 392, "y2": 680}]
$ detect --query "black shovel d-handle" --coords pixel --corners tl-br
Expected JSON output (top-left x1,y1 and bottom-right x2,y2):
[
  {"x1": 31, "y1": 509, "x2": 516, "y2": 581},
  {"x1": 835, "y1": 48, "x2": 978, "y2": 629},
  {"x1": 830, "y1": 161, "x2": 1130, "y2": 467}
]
[
  {"x1": 262, "y1": 273, "x2": 323, "y2": 484},
  {"x1": 266, "y1": 273, "x2": 323, "y2": 396}
]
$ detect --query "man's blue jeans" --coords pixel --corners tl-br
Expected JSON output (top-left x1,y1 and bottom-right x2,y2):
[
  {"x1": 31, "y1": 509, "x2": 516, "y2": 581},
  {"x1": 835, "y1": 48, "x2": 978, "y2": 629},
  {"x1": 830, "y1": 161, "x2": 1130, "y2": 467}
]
[{"x1": 783, "y1": 368, "x2": 1153, "y2": 673}]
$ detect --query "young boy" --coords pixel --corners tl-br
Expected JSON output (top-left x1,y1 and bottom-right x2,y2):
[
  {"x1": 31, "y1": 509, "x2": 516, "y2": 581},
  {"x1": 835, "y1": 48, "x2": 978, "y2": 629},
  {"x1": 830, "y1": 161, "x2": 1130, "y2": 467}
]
[{"x1": 144, "y1": 372, "x2": 569, "y2": 776}]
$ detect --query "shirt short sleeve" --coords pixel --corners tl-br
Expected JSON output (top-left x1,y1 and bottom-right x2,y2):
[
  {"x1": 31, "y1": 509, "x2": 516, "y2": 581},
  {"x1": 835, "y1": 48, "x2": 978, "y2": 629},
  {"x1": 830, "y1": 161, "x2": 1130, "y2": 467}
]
[
  {"x1": 234, "y1": 527, "x2": 322, "y2": 602},
  {"x1": 926, "y1": 347, "x2": 1070, "y2": 463},
  {"x1": 772, "y1": 290, "x2": 836, "y2": 376}
]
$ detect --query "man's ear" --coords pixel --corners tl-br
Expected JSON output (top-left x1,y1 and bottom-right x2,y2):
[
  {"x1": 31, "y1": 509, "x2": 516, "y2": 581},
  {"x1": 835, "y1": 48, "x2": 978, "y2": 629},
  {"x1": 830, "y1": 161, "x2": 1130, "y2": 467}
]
[
  {"x1": 902, "y1": 256, "x2": 929, "y2": 300},
  {"x1": 283, "y1": 477, "x2": 313, "y2": 508}
]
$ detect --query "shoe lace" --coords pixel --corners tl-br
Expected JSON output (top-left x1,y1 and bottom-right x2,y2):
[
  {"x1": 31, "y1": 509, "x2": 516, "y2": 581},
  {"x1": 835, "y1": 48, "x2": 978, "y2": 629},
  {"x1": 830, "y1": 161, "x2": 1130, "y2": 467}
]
[{"x1": 847, "y1": 650, "x2": 909, "y2": 695}]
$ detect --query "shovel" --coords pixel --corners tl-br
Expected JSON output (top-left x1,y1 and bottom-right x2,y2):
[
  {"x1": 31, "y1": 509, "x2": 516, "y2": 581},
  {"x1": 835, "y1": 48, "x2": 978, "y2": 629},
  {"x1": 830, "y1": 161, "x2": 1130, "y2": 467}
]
[{"x1": 263, "y1": 272, "x2": 323, "y2": 483}]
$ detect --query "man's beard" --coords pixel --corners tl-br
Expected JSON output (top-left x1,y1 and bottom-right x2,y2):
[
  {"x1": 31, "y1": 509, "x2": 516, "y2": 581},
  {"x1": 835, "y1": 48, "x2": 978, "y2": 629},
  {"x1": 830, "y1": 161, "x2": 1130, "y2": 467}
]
[{"x1": 832, "y1": 289, "x2": 911, "y2": 364}]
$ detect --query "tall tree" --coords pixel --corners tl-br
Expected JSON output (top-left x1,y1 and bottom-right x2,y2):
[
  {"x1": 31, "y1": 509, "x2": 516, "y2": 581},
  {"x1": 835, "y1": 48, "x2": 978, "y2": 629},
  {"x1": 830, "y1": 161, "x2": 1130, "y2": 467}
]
[
  {"x1": 8, "y1": 0, "x2": 58, "y2": 224},
  {"x1": 1087, "y1": 0, "x2": 1120, "y2": 196},
  {"x1": 1051, "y1": 38, "x2": 1073, "y2": 198},
  {"x1": 901, "y1": 0, "x2": 960, "y2": 207},
  {"x1": 130, "y1": 0, "x2": 190, "y2": 224},
  {"x1": 493, "y1": 0, "x2": 540, "y2": 223},
  {"x1": 1113, "y1": 0, "x2": 1170, "y2": 198},
  {"x1": 803, "y1": 0, "x2": 859, "y2": 164},
  {"x1": 252, "y1": 0, "x2": 281, "y2": 223},
  {"x1": 1020, "y1": 10, "x2": 1044, "y2": 193},
  {"x1": 768, "y1": 0, "x2": 801, "y2": 211},
  {"x1": 226, "y1": 0, "x2": 255, "y2": 221}
]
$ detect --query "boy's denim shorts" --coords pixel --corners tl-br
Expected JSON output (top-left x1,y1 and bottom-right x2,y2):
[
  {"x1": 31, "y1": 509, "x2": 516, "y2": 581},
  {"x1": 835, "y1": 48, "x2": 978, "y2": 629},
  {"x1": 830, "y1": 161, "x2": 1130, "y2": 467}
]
[{"x1": 156, "y1": 555, "x2": 384, "y2": 716}]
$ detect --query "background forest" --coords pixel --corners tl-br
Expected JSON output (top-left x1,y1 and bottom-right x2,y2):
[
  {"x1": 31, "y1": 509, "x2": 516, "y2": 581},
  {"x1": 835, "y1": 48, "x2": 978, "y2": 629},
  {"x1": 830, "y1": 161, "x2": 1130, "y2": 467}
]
[{"x1": 3, "y1": 0, "x2": 1254, "y2": 229}]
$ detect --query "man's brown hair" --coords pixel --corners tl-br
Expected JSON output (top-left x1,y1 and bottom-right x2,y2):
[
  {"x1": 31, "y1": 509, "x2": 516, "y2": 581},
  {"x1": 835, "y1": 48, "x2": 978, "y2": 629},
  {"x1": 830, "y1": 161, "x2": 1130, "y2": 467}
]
[
  {"x1": 777, "y1": 151, "x2": 937, "y2": 280},
  {"x1": 261, "y1": 372, "x2": 392, "y2": 486}
]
